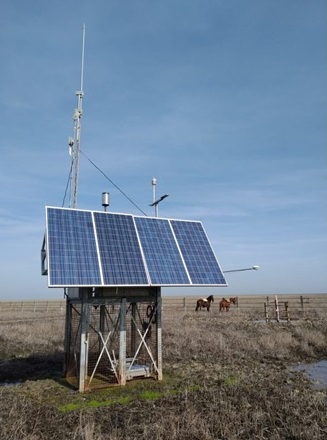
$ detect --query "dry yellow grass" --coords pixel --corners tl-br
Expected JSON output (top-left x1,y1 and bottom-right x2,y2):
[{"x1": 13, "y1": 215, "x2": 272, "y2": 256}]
[{"x1": 0, "y1": 303, "x2": 326, "y2": 439}]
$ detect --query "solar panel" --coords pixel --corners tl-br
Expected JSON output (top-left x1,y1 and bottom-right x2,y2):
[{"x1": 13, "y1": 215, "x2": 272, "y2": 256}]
[
  {"x1": 93, "y1": 212, "x2": 149, "y2": 285},
  {"x1": 134, "y1": 217, "x2": 190, "y2": 285},
  {"x1": 44, "y1": 207, "x2": 227, "y2": 288},
  {"x1": 170, "y1": 220, "x2": 226, "y2": 285},
  {"x1": 47, "y1": 208, "x2": 101, "y2": 286}
]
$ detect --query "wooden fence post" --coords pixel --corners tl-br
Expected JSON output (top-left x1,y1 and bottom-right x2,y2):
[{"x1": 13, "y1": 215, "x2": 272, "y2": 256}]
[
  {"x1": 264, "y1": 301, "x2": 269, "y2": 322},
  {"x1": 285, "y1": 301, "x2": 290, "y2": 322},
  {"x1": 275, "y1": 295, "x2": 280, "y2": 322}
]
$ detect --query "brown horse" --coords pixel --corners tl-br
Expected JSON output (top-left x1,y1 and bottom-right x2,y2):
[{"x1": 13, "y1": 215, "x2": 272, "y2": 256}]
[
  {"x1": 195, "y1": 295, "x2": 214, "y2": 311},
  {"x1": 219, "y1": 297, "x2": 238, "y2": 312}
]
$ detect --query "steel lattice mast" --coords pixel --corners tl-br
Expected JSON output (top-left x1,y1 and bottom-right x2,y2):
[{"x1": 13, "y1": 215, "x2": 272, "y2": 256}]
[{"x1": 68, "y1": 25, "x2": 85, "y2": 208}]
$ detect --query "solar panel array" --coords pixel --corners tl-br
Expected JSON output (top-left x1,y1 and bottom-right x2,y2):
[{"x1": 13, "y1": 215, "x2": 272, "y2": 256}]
[{"x1": 45, "y1": 207, "x2": 227, "y2": 287}]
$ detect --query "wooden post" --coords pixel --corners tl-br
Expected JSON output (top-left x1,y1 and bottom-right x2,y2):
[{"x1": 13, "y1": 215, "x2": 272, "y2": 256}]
[
  {"x1": 275, "y1": 295, "x2": 280, "y2": 322},
  {"x1": 264, "y1": 301, "x2": 269, "y2": 322},
  {"x1": 183, "y1": 297, "x2": 186, "y2": 312},
  {"x1": 285, "y1": 301, "x2": 290, "y2": 322},
  {"x1": 300, "y1": 295, "x2": 304, "y2": 315}
]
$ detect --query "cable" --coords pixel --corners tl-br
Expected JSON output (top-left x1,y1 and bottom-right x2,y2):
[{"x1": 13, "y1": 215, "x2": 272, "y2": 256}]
[
  {"x1": 80, "y1": 150, "x2": 148, "y2": 216},
  {"x1": 62, "y1": 160, "x2": 74, "y2": 207}
]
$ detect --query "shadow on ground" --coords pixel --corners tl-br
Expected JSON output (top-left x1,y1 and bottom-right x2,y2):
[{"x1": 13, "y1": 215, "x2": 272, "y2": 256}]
[{"x1": 0, "y1": 352, "x2": 64, "y2": 384}]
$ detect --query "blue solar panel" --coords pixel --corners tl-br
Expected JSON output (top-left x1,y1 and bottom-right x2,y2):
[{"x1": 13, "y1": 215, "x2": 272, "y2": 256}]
[
  {"x1": 170, "y1": 220, "x2": 227, "y2": 285},
  {"x1": 47, "y1": 208, "x2": 101, "y2": 286},
  {"x1": 134, "y1": 217, "x2": 190, "y2": 285},
  {"x1": 93, "y1": 212, "x2": 149, "y2": 285},
  {"x1": 44, "y1": 207, "x2": 227, "y2": 287}
]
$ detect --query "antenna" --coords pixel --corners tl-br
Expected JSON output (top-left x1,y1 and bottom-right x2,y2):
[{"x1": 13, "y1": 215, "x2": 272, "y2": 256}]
[{"x1": 68, "y1": 24, "x2": 86, "y2": 208}]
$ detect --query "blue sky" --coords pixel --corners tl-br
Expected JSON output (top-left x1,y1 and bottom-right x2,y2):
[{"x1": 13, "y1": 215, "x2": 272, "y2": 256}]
[{"x1": 0, "y1": 0, "x2": 326, "y2": 300}]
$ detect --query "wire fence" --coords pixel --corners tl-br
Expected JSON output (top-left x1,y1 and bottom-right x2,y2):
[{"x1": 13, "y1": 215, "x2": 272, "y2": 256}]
[
  {"x1": 0, "y1": 300, "x2": 66, "y2": 316},
  {"x1": 0, "y1": 294, "x2": 326, "y2": 321},
  {"x1": 162, "y1": 293, "x2": 327, "y2": 320}
]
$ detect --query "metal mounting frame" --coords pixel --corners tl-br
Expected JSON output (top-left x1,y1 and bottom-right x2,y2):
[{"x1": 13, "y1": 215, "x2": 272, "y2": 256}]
[{"x1": 64, "y1": 287, "x2": 162, "y2": 392}]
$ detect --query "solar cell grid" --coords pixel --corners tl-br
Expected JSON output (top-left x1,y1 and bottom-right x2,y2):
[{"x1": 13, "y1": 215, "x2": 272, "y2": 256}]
[
  {"x1": 94, "y1": 212, "x2": 148, "y2": 285},
  {"x1": 170, "y1": 220, "x2": 226, "y2": 285},
  {"x1": 134, "y1": 217, "x2": 190, "y2": 285},
  {"x1": 47, "y1": 208, "x2": 101, "y2": 286}
]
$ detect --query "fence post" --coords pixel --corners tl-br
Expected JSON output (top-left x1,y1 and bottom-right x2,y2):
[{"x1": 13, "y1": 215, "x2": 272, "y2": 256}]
[
  {"x1": 183, "y1": 297, "x2": 186, "y2": 312},
  {"x1": 275, "y1": 295, "x2": 280, "y2": 322},
  {"x1": 300, "y1": 295, "x2": 304, "y2": 315},
  {"x1": 264, "y1": 301, "x2": 269, "y2": 322},
  {"x1": 285, "y1": 301, "x2": 290, "y2": 322}
]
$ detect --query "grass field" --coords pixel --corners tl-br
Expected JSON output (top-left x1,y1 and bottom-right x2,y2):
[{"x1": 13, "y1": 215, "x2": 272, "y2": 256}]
[{"x1": 0, "y1": 295, "x2": 326, "y2": 439}]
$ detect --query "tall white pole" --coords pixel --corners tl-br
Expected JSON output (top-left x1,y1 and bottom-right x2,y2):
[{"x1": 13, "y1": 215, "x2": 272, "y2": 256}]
[
  {"x1": 152, "y1": 178, "x2": 157, "y2": 217},
  {"x1": 69, "y1": 25, "x2": 85, "y2": 209}
]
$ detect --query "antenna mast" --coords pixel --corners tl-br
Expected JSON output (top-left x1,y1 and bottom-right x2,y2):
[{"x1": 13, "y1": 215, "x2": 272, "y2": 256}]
[{"x1": 68, "y1": 24, "x2": 85, "y2": 208}]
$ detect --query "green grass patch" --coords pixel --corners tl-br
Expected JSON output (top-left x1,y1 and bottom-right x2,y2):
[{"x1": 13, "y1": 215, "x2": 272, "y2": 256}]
[
  {"x1": 60, "y1": 402, "x2": 82, "y2": 412},
  {"x1": 57, "y1": 376, "x2": 202, "y2": 412},
  {"x1": 188, "y1": 384, "x2": 202, "y2": 392},
  {"x1": 14, "y1": 371, "x2": 239, "y2": 413},
  {"x1": 224, "y1": 375, "x2": 239, "y2": 386},
  {"x1": 140, "y1": 390, "x2": 162, "y2": 400}
]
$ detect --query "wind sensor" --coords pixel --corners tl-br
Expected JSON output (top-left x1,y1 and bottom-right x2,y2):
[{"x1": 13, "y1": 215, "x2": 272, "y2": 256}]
[{"x1": 150, "y1": 177, "x2": 169, "y2": 217}]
